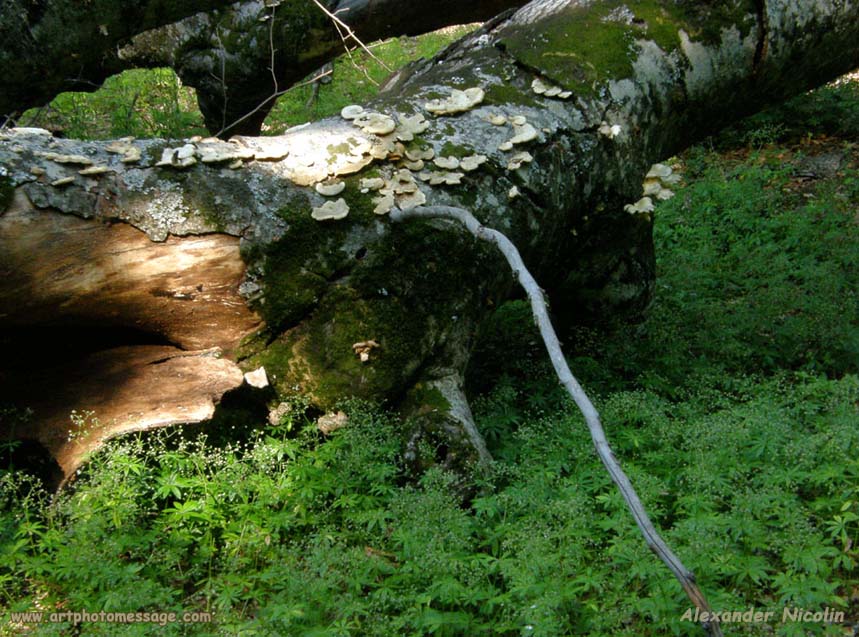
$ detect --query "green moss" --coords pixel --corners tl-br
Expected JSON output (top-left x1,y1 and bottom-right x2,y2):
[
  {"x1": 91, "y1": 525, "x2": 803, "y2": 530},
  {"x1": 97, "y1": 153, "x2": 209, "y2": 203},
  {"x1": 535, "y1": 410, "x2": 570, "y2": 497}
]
[
  {"x1": 253, "y1": 214, "x2": 497, "y2": 409},
  {"x1": 259, "y1": 194, "x2": 353, "y2": 332},
  {"x1": 400, "y1": 383, "x2": 452, "y2": 417},
  {"x1": 438, "y1": 141, "x2": 475, "y2": 159},
  {"x1": 484, "y1": 82, "x2": 542, "y2": 108},
  {"x1": 0, "y1": 176, "x2": 13, "y2": 213},
  {"x1": 255, "y1": 285, "x2": 427, "y2": 408},
  {"x1": 500, "y1": 0, "x2": 757, "y2": 96}
]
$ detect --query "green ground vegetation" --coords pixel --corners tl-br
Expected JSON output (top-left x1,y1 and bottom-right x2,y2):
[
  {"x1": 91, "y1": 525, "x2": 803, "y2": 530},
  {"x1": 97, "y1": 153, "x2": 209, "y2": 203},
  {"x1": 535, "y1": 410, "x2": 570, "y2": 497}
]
[{"x1": 4, "y1": 25, "x2": 859, "y2": 637}]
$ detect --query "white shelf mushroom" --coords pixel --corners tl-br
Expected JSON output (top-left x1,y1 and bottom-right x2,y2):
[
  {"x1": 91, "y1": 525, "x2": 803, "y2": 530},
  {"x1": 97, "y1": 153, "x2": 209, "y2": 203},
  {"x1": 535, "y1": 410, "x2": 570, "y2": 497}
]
[
  {"x1": 395, "y1": 113, "x2": 429, "y2": 141},
  {"x1": 624, "y1": 196, "x2": 655, "y2": 215},
  {"x1": 78, "y1": 166, "x2": 112, "y2": 176},
  {"x1": 360, "y1": 177, "x2": 385, "y2": 192},
  {"x1": 397, "y1": 189, "x2": 427, "y2": 210},
  {"x1": 357, "y1": 113, "x2": 397, "y2": 136},
  {"x1": 340, "y1": 105, "x2": 365, "y2": 120},
  {"x1": 312, "y1": 198, "x2": 350, "y2": 221},
  {"x1": 531, "y1": 78, "x2": 549, "y2": 95},
  {"x1": 373, "y1": 192, "x2": 395, "y2": 215},
  {"x1": 315, "y1": 180, "x2": 346, "y2": 196},
  {"x1": 433, "y1": 156, "x2": 460, "y2": 170},
  {"x1": 460, "y1": 154, "x2": 488, "y2": 172},
  {"x1": 509, "y1": 123, "x2": 538, "y2": 145},
  {"x1": 37, "y1": 152, "x2": 94, "y2": 165},
  {"x1": 507, "y1": 151, "x2": 534, "y2": 171},
  {"x1": 424, "y1": 87, "x2": 484, "y2": 115},
  {"x1": 405, "y1": 147, "x2": 434, "y2": 162},
  {"x1": 599, "y1": 122, "x2": 623, "y2": 139}
]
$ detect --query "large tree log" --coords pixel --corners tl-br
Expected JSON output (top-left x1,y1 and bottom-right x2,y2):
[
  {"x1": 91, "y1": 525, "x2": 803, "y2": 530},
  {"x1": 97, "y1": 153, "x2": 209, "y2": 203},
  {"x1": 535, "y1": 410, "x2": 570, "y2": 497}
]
[
  {"x1": 1, "y1": 0, "x2": 858, "y2": 482},
  {"x1": 119, "y1": 0, "x2": 525, "y2": 136}
]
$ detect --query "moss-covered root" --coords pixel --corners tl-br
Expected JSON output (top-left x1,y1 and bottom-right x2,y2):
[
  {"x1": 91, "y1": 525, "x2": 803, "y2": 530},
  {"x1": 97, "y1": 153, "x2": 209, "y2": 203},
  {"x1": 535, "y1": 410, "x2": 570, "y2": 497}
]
[{"x1": 401, "y1": 372, "x2": 492, "y2": 475}]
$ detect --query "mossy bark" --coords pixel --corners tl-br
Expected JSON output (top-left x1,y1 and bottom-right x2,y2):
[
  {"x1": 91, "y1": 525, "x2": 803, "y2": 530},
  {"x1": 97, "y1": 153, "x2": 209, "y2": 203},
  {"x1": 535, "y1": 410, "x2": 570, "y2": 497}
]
[{"x1": 2, "y1": 0, "x2": 859, "y2": 472}]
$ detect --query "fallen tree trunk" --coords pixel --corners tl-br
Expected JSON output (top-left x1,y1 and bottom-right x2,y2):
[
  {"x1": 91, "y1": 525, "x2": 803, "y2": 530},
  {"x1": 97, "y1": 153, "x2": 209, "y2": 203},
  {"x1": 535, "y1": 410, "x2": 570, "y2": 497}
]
[
  {"x1": 1, "y1": 0, "x2": 858, "y2": 483},
  {"x1": 119, "y1": 0, "x2": 525, "y2": 136}
]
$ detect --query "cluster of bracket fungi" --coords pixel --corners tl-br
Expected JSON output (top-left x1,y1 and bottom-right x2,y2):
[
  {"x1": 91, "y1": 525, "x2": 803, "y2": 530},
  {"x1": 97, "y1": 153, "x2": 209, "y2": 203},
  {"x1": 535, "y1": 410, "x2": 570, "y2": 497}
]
[{"x1": 14, "y1": 72, "x2": 676, "y2": 223}]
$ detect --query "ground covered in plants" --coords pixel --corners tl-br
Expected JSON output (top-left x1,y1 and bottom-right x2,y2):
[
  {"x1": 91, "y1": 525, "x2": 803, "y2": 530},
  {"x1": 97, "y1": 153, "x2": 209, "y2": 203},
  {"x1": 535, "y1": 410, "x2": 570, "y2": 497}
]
[{"x1": 3, "y1": 31, "x2": 859, "y2": 637}]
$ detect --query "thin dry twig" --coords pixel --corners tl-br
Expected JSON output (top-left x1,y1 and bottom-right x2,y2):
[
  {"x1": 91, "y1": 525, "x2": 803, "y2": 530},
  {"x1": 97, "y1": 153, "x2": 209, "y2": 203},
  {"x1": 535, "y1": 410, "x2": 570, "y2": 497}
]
[
  {"x1": 391, "y1": 205, "x2": 725, "y2": 637},
  {"x1": 214, "y1": 67, "x2": 332, "y2": 137},
  {"x1": 310, "y1": 0, "x2": 391, "y2": 73}
]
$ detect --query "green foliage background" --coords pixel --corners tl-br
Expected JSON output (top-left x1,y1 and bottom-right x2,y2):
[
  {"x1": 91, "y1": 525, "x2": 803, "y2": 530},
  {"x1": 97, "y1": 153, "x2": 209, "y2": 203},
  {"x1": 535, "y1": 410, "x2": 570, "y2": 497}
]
[{"x1": 4, "y1": 26, "x2": 859, "y2": 637}]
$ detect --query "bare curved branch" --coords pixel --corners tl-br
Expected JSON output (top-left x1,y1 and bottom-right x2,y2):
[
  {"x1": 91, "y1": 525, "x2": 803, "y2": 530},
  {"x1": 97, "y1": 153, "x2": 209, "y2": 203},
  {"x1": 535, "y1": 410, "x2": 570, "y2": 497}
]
[{"x1": 391, "y1": 205, "x2": 724, "y2": 637}]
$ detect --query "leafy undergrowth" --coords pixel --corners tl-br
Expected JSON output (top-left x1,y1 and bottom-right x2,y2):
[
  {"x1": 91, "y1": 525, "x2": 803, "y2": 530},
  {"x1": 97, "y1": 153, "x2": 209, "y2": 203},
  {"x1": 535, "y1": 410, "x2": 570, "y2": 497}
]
[{"x1": 4, "y1": 39, "x2": 859, "y2": 637}]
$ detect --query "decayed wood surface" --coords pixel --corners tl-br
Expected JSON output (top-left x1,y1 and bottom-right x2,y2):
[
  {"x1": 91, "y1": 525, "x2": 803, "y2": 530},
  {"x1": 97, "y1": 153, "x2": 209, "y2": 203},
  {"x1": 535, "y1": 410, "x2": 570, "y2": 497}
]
[{"x1": 0, "y1": 191, "x2": 259, "y2": 477}]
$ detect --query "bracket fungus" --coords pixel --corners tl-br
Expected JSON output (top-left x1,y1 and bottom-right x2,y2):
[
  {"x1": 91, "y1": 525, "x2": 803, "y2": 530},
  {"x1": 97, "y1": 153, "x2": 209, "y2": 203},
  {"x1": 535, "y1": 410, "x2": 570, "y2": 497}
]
[
  {"x1": 311, "y1": 198, "x2": 350, "y2": 221},
  {"x1": 314, "y1": 179, "x2": 346, "y2": 196},
  {"x1": 460, "y1": 154, "x2": 488, "y2": 172},
  {"x1": 501, "y1": 122, "x2": 539, "y2": 150},
  {"x1": 50, "y1": 176, "x2": 75, "y2": 187},
  {"x1": 641, "y1": 163, "x2": 681, "y2": 201},
  {"x1": 354, "y1": 112, "x2": 397, "y2": 136},
  {"x1": 395, "y1": 113, "x2": 429, "y2": 141},
  {"x1": 197, "y1": 143, "x2": 255, "y2": 164},
  {"x1": 78, "y1": 166, "x2": 112, "y2": 176},
  {"x1": 624, "y1": 196, "x2": 655, "y2": 215},
  {"x1": 372, "y1": 192, "x2": 395, "y2": 215},
  {"x1": 360, "y1": 177, "x2": 386, "y2": 192},
  {"x1": 427, "y1": 171, "x2": 464, "y2": 186},
  {"x1": 646, "y1": 163, "x2": 681, "y2": 184},
  {"x1": 433, "y1": 156, "x2": 460, "y2": 170},
  {"x1": 507, "y1": 151, "x2": 533, "y2": 171},
  {"x1": 218, "y1": 136, "x2": 287, "y2": 162},
  {"x1": 424, "y1": 87, "x2": 484, "y2": 116},
  {"x1": 531, "y1": 76, "x2": 573, "y2": 99},
  {"x1": 599, "y1": 121, "x2": 623, "y2": 139},
  {"x1": 486, "y1": 113, "x2": 508, "y2": 126},
  {"x1": 402, "y1": 159, "x2": 425, "y2": 171},
  {"x1": 106, "y1": 139, "x2": 141, "y2": 164},
  {"x1": 156, "y1": 144, "x2": 197, "y2": 168},
  {"x1": 405, "y1": 147, "x2": 434, "y2": 162},
  {"x1": 397, "y1": 189, "x2": 427, "y2": 210},
  {"x1": 37, "y1": 152, "x2": 93, "y2": 166},
  {"x1": 340, "y1": 105, "x2": 365, "y2": 120}
]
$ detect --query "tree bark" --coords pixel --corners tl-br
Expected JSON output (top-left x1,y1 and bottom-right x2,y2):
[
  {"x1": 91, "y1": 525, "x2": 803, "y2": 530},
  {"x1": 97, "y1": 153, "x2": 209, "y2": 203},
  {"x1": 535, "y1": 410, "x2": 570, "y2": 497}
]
[{"x1": 1, "y1": 0, "x2": 858, "y2": 480}]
